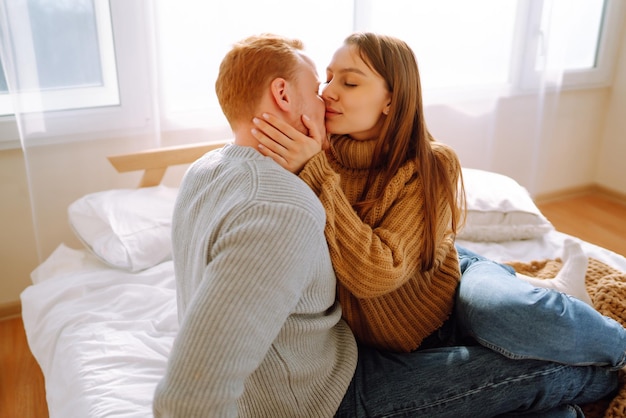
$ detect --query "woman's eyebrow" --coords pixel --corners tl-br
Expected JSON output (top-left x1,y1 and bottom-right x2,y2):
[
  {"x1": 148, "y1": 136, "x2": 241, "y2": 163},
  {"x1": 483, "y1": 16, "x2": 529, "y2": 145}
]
[{"x1": 327, "y1": 67, "x2": 367, "y2": 76}]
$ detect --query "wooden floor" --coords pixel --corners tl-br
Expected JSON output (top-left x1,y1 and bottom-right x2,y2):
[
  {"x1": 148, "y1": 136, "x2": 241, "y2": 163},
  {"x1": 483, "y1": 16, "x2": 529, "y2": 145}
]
[
  {"x1": 0, "y1": 316, "x2": 48, "y2": 418},
  {"x1": 536, "y1": 192, "x2": 626, "y2": 257},
  {"x1": 0, "y1": 191, "x2": 624, "y2": 418}
]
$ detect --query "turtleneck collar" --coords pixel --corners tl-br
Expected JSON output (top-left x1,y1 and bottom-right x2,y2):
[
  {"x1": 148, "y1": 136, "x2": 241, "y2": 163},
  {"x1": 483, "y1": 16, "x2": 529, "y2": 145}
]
[{"x1": 329, "y1": 135, "x2": 379, "y2": 170}]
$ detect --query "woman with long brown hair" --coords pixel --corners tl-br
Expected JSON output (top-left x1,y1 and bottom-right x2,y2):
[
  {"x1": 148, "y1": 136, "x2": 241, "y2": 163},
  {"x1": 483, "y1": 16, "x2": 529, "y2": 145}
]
[{"x1": 257, "y1": 32, "x2": 464, "y2": 352}]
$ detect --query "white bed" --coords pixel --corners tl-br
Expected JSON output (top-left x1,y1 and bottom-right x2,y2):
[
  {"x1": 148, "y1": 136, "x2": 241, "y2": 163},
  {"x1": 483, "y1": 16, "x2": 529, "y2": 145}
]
[{"x1": 20, "y1": 142, "x2": 626, "y2": 418}]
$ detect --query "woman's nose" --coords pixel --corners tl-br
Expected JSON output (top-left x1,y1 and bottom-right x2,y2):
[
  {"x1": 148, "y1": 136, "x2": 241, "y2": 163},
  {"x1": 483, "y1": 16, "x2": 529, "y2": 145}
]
[{"x1": 320, "y1": 83, "x2": 335, "y2": 101}]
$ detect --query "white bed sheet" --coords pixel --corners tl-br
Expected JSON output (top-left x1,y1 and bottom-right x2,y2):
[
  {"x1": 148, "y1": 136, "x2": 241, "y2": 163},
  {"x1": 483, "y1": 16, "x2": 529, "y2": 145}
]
[
  {"x1": 21, "y1": 244, "x2": 178, "y2": 418},
  {"x1": 21, "y1": 232, "x2": 626, "y2": 418}
]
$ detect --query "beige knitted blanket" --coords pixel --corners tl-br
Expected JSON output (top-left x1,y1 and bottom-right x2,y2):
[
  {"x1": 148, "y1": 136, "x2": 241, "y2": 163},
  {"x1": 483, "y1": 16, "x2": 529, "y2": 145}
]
[{"x1": 506, "y1": 257, "x2": 626, "y2": 418}]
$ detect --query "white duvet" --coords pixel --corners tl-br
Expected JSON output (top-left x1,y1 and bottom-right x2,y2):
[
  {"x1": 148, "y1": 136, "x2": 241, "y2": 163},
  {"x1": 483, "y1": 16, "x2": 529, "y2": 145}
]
[
  {"x1": 22, "y1": 245, "x2": 178, "y2": 418},
  {"x1": 21, "y1": 232, "x2": 626, "y2": 418}
]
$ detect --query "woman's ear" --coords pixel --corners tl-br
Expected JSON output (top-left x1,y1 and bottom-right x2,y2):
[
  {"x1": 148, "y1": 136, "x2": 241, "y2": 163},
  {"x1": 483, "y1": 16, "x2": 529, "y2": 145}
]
[
  {"x1": 383, "y1": 95, "x2": 392, "y2": 115},
  {"x1": 269, "y1": 77, "x2": 291, "y2": 112}
]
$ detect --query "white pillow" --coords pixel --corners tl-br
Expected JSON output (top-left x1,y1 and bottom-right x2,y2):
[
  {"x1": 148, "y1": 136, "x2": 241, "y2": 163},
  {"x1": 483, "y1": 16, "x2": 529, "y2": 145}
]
[
  {"x1": 68, "y1": 186, "x2": 178, "y2": 272},
  {"x1": 458, "y1": 168, "x2": 554, "y2": 242}
]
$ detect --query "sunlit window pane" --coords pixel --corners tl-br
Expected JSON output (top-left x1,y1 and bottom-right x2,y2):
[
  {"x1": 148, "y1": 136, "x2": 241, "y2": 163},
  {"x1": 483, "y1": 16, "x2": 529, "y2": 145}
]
[
  {"x1": 156, "y1": 0, "x2": 353, "y2": 122},
  {"x1": 368, "y1": 0, "x2": 518, "y2": 89},
  {"x1": 0, "y1": 66, "x2": 7, "y2": 93},
  {"x1": 549, "y1": 0, "x2": 605, "y2": 70},
  {"x1": 0, "y1": 0, "x2": 118, "y2": 115},
  {"x1": 26, "y1": 0, "x2": 102, "y2": 90}
]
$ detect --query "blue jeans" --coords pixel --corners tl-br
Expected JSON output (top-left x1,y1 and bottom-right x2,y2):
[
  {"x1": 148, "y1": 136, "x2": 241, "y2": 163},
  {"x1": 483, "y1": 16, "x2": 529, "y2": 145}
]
[
  {"x1": 335, "y1": 245, "x2": 624, "y2": 417},
  {"x1": 336, "y1": 344, "x2": 616, "y2": 417},
  {"x1": 455, "y1": 245, "x2": 626, "y2": 369}
]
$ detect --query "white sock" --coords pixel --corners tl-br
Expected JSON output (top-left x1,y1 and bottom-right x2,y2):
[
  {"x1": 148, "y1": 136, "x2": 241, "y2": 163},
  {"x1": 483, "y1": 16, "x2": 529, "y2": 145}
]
[{"x1": 517, "y1": 239, "x2": 592, "y2": 306}]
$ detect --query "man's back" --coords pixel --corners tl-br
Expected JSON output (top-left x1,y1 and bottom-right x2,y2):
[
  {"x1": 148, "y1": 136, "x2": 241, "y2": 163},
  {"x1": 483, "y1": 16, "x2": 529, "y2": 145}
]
[{"x1": 154, "y1": 144, "x2": 357, "y2": 417}]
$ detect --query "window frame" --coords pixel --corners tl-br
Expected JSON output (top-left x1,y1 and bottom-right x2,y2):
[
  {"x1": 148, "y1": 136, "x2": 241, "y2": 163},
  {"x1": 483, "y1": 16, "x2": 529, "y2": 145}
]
[
  {"x1": 0, "y1": 0, "x2": 119, "y2": 116},
  {"x1": 560, "y1": 0, "x2": 625, "y2": 88},
  {"x1": 514, "y1": 0, "x2": 625, "y2": 92},
  {"x1": 0, "y1": 0, "x2": 154, "y2": 149}
]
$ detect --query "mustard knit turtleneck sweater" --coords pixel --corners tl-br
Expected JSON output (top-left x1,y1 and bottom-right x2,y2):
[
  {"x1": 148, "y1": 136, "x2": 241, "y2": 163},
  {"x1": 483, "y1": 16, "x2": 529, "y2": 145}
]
[{"x1": 299, "y1": 135, "x2": 461, "y2": 352}]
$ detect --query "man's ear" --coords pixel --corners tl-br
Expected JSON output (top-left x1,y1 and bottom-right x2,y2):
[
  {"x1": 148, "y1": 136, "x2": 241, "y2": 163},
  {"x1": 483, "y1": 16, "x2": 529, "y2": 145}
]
[{"x1": 269, "y1": 77, "x2": 292, "y2": 112}]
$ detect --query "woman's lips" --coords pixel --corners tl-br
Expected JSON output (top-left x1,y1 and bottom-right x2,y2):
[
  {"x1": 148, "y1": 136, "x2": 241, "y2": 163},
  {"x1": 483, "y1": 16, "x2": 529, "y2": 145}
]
[{"x1": 325, "y1": 108, "x2": 341, "y2": 118}]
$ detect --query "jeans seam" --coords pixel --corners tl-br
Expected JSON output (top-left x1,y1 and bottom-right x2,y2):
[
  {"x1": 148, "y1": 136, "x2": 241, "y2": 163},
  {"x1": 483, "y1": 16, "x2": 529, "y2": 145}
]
[
  {"x1": 472, "y1": 334, "x2": 614, "y2": 367},
  {"x1": 471, "y1": 336, "x2": 532, "y2": 361},
  {"x1": 379, "y1": 365, "x2": 570, "y2": 417}
]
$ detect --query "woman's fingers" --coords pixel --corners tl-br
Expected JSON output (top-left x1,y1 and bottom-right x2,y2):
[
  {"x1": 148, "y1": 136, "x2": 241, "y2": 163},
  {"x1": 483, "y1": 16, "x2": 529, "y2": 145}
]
[
  {"x1": 251, "y1": 125, "x2": 285, "y2": 161},
  {"x1": 259, "y1": 113, "x2": 302, "y2": 140},
  {"x1": 252, "y1": 117, "x2": 290, "y2": 150},
  {"x1": 251, "y1": 112, "x2": 322, "y2": 173},
  {"x1": 301, "y1": 114, "x2": 329, "y2": 150},
  {"x1": 251, "y1": 124, "x2": 303, "y2": 172}
]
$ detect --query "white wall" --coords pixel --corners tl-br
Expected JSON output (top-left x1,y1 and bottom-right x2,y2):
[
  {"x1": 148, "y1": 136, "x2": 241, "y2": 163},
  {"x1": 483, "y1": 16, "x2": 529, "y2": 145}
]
[
  {"x1": 0, "y1": 148, "x2": 38, "y2": 308},
  {"x1": 424, "y1": 88, "x2": 611, "y2": 196},
  {"x1": 596, "y1": 17, "x2": 626, "y2": 195}
]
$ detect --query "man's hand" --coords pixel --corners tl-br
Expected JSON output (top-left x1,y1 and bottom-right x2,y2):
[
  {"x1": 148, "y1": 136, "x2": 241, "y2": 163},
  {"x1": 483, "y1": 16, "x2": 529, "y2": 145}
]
[{"x1": 252, "y1": 113, "x2": 328, "y2": 174}]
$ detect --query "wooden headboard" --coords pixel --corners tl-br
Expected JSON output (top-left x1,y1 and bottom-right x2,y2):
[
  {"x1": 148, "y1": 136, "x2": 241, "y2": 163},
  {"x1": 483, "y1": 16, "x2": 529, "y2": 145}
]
[{"x1": 107, "y1": 140, "x2": 230, "y2": 187}]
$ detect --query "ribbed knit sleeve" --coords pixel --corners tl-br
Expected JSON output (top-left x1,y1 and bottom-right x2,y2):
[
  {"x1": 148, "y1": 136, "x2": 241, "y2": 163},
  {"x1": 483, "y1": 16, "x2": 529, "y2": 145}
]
[{"x1": 299, "y1": 141, "x2": 461, "y2": 352}]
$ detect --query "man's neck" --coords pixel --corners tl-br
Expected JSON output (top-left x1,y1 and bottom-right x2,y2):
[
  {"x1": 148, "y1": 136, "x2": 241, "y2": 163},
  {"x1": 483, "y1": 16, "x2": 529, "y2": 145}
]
[{"x1": 232, "y1": 122, "x2": 260, "y2": 149}]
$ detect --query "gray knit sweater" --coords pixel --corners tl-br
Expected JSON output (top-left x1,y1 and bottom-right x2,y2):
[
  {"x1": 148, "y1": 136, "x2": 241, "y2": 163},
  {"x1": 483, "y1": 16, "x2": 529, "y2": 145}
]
[{"x1": 153, "y1": 144, "x2": 357, "y2": 417}]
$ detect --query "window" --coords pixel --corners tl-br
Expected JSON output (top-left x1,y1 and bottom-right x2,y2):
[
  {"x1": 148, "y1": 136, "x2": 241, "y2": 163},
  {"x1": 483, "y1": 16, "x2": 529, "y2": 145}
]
[
  {"x1": 0, "y1": 0, "x2": 118, "y2": 116},
  {"x1": 551, "y1": 0, "x2": 623, "y2": 87},
  {"x1": 0, "y1": 0, "x2": 152, "y2": 147},
  {"x1": 516, "y1": 0, "x2": 620, "y2": 89},
  {"x1": 551, "y1": 0, "x2": 606, "y2": 70}
]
